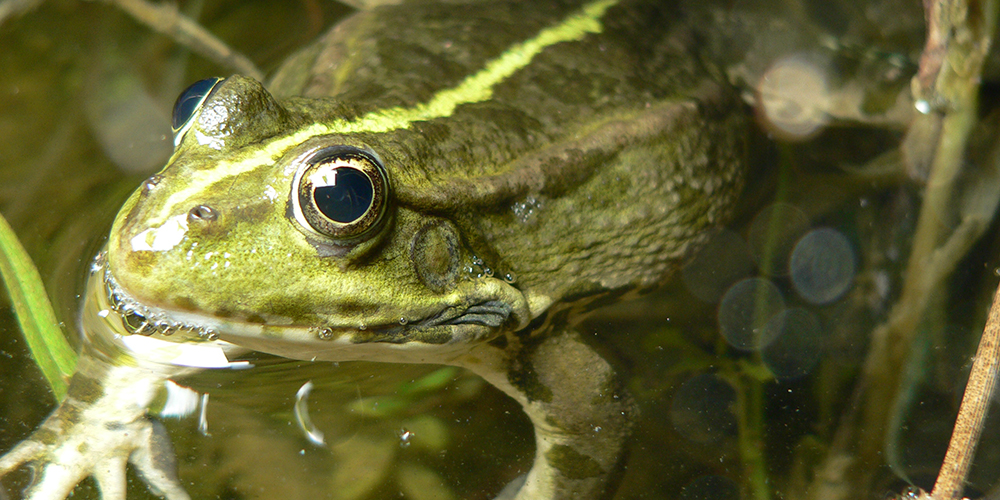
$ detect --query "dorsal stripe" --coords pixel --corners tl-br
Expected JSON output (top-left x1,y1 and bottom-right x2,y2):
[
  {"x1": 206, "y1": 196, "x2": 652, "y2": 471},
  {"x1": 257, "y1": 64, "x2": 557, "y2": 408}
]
[{"x1": 150, "y1": 0, "x2": 619, "y2": 226}]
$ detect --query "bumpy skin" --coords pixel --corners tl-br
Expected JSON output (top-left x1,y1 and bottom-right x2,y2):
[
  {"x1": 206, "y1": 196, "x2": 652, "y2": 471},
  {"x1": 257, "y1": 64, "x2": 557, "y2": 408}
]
[{"x1": 2, "y1": 1, "x2": 747, "y2": 499}]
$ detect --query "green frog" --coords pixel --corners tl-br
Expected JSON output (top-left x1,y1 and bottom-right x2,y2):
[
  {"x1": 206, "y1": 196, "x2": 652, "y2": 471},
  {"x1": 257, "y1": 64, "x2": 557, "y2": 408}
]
[{"x1": 0, "y1": 0, "x2": 749, "y2": 498}]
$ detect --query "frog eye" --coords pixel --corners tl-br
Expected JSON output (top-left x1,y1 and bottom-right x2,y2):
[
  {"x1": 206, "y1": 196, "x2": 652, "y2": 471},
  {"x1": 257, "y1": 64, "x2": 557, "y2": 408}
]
[
  {"x1": 293, "y1": 147, "x2": 389, "y2": 243},
  {"x1": 171, "y1": 77, "x2": 224, "y2": 146}
]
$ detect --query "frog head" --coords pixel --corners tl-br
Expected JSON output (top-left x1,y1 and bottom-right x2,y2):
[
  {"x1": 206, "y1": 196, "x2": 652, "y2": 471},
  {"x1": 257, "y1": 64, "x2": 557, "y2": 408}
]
[{"x1": 105, "y1": 76, "x2": 531, "y2": 358}]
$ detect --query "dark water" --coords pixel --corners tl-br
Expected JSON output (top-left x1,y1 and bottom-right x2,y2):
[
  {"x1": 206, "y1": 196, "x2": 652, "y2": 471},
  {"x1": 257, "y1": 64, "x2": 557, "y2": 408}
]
[{"x1": 1, "y1": 1, "x2": 999, "y2": 499}]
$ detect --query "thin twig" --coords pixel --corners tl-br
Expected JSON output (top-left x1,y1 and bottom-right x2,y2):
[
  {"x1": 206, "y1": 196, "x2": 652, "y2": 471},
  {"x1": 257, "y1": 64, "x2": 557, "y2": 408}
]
[
  {"x1": 108, "y1": 0, "x2": 264, "y2": 81},
  {"x1": 929, "y1": 281, "x2": 1000, "y2": 499},
  {"x1": 811, "y1": 0, "x2": 999, "y2": 497}
]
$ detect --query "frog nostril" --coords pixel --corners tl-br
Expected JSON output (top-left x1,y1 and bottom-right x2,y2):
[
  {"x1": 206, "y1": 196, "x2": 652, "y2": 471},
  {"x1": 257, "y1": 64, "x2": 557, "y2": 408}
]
[
  {"x1": 187, "y1": 205, "x2": 218, "y2": 222},
  {"x1": 141, "y1": 175, "x2": 162, "y2": 195}
]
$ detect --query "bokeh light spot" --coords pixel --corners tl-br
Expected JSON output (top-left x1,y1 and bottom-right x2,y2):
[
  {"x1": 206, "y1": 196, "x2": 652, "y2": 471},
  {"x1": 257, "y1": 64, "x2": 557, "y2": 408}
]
[
  {"x1": 718, "y1": 278, "x2": 786, "y2": 351},
  {"x1": 790, "y1": 228, "x2": 856, "y2": 304}
]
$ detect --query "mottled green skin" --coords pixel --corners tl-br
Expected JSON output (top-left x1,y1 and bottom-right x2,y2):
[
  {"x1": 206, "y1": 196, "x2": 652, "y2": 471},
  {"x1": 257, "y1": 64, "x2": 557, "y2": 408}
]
[
  {"x1": 101, "y1": 1, "x2": 747, "y2": 497},
  {"x1": 108, "y1": 0, "x2": 746, "y2": 345}
]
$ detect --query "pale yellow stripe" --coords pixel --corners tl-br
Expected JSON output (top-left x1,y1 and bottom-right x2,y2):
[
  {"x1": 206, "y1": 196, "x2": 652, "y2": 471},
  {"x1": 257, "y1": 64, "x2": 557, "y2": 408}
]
[{"x1": 151, "y1": 0, "x2": 618, "y2": 225}]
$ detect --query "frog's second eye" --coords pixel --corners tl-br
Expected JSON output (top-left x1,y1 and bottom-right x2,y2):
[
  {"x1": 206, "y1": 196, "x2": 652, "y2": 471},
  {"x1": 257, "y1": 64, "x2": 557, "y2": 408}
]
[
  {"x1": 171, "y1": 77, "x2": 223, "y2": 146},
  {"x1": 293, "y1": 147, "x2": 389, "y2": 243}
]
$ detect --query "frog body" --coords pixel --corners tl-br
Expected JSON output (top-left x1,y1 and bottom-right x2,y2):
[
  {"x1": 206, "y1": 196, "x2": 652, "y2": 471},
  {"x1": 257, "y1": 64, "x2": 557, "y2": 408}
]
[{"x1": 1, "y1": 1, "x2": 747, "y2": 499}]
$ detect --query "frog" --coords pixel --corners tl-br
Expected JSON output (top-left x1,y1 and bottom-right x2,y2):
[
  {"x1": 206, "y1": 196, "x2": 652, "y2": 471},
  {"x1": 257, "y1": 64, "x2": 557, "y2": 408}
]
[{"x1": 0, "y1": 0, "x2": 749, "y2": 498}]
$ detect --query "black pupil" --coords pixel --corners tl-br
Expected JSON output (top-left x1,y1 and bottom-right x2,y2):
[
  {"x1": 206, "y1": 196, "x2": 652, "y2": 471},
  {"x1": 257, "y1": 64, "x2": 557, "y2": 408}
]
[
  {"x1": 313, "y1": 167, "x2": 374, "y2": 223},
  {"x1": 172, "y1": 77, "x2": 221, "y2": 131}
]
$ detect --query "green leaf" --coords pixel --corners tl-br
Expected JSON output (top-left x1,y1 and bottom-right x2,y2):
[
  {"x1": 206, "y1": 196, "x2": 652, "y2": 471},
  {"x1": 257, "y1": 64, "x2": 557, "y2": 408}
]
[{"x1": 0, "y1": 213, "x2": 77, "y2": 401}]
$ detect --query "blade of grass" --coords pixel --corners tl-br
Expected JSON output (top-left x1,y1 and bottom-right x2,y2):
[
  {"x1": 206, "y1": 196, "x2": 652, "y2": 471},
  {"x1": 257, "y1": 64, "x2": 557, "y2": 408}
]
[{"x1": 0, "y1": 213, "x2": 77, "y2": 401}]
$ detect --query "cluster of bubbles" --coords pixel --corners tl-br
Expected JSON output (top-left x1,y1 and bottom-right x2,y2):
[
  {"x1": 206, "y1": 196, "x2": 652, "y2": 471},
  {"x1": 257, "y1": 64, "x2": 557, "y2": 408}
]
[
  {"x1": 668, "y1": 203, "x2": 857, "y2": 465},
  {"x1": 464, "y1": 254, "x2": 517, "y2": 284},
  {"x1": 97, "y1": 253, "x2": 219, "y2": 341},
  {"x1": 682, "y1": 203, "x2": 857, "y2": 380}
]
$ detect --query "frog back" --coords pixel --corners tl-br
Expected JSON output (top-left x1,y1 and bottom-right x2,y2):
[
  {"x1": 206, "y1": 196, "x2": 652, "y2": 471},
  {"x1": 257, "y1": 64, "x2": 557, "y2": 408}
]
[{"x1": 269, "y1": 0, "x2": 748, "y2": 315}]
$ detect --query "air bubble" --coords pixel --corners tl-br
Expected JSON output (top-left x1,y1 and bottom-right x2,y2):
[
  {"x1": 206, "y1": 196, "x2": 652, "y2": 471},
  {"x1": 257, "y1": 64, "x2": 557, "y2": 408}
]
[
  {"x1": 123, "y1": 310, "x2": 150, "y2": 335},
  {"x1": 399, "y1": 428, "x2": 414, "y2": 448},
  {"x1": 198, "y1": 394, "x2": 210, "y2": 436},
  {"x1": 142, "y1": 175, "x2": 162, "y2": 193},
  {"x1": 294, "y1": 381, "x2": 325, "y2": 446},
  {"x1": 155, "y1": 321, "x2": 176, "y2": 337},
  {"x1": 90, "y1": 251, "x2": 107, "y2": 274}
]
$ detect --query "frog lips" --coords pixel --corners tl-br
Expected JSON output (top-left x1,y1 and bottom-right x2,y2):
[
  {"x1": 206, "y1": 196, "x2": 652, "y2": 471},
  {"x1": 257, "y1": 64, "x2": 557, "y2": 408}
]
[
  {"x1": 102, "y1": 267, "x2": 221, "y2": 339},
  {"x1": 420, "y1": 301, "x2": 513, "y2": 328},
  {"x1": 102, "y1": 262, "x2": 524, "y2": 343}
]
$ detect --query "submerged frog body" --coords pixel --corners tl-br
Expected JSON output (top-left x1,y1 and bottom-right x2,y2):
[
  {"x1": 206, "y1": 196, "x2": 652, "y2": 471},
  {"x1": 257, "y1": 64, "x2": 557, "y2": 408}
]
[{"x1": 1, "y1": 0, "x2": 747, "y2": 498}]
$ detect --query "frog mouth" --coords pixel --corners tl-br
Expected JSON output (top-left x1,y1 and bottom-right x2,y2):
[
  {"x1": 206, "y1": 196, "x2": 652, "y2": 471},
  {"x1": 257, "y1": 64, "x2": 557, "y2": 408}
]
[
  {"x1": 99, "y1": 257, "x2": 522, "y2": 344},
  {"x1": 102, "y1": 265, "x2": 223, "y2": 340},
  {"x1": 418, "y1": 301, "x2": 512, "y2": 328}
]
